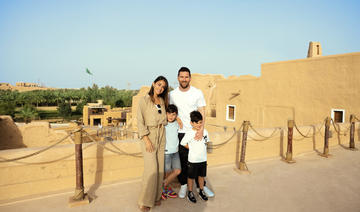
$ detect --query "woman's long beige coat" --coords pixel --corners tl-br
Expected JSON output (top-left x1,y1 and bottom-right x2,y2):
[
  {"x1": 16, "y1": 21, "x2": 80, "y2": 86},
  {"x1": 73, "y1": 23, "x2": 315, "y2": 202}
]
[{"x1": 137, "y1": 94, "x2": 167, "y2": 208}]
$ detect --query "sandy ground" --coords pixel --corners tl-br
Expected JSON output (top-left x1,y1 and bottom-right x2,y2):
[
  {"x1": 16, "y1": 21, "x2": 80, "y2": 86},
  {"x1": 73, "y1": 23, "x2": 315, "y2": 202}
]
[{"x1": 0, "y1": 145, "x2": 359, "y2": 212}]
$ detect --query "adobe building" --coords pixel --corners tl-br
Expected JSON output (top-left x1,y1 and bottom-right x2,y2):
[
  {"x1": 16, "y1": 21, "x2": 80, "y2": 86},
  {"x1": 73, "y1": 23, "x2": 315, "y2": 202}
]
[
  {"x1": 82, "y1": 100, "x2": 129, "y2": 127},
  {"x1": 202, "y1": 42, "x2": 360, "y2": 129},
  {"x1": 131, "y1": 42, "x2": 360, "y2": 131},
  {"x1": 15, "y1": 82, "x2": 41, "y2": 87},
  {"x1": 0, "y1": 82, "x2": 54, "y2": 92}
]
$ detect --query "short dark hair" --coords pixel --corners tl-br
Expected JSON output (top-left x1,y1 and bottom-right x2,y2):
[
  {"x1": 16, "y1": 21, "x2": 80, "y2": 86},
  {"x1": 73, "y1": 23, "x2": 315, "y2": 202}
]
[
  {"x1": 190, "y1": 110, "x2": 203, "y2": 123},
  {"x1": 166, "y1": 104, "x2": 178, "y2": 114},
  {"x1": 178, "y1": 67, "x2": 191, "y2": 77}
]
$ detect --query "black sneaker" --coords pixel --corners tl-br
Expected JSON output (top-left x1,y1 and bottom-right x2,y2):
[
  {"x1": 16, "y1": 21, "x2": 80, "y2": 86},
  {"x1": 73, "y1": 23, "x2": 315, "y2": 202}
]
[
  {"x1": 198, "y1": 189, "x2": 208, "y2": 201},
  {"x1": 187, "y1": 191, "x2": 197, "y2": 203}
]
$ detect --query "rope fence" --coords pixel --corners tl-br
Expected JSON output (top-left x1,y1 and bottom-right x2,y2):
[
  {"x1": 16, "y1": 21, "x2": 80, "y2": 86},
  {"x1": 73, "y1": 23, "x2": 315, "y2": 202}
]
[
  {"x1": 294, "y1": 122, "x2": 313, "y2": 138},
  {"x1": 2, "y1": 116, "x2": 358, "y2": 164},
  {"x1": 83, "y1": 131, "x2": 143, "y2": 157},
  {"x1": 0, "y1": 133, "x2": 72, "y2": 163},
  {"x1": 1, "y1": 114, "x2": 360, "y2": 204},
  {"x1": 249, "y1": 124, "x2": 281, "y2": 139},
  {"x1": 210, "y1": 127, "x2": 239, "y2": 149}
]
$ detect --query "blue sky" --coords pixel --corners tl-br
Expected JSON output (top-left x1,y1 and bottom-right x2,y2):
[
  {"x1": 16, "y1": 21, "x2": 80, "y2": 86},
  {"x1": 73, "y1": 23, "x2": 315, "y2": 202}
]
[{"x1": 0, "y1": 0, "x2": 359, "y2": 89}]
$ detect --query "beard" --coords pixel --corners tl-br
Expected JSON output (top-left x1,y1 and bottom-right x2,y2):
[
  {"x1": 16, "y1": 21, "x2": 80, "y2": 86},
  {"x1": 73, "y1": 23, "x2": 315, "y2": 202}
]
[{"x1": 179, "y1": 81, "x2": 190, "y2": 89}]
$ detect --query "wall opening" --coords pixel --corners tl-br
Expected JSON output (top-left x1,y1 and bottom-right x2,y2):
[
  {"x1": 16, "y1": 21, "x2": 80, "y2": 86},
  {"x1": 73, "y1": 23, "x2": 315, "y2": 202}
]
[
  {"x1": 226, "y1": 105, "x2": 235, "y2": 121},
  {"x1": 211, "y1": 109, "x2": 216, "y2": 118},
  {"x1": 317, "y1": 45, "x2": 320, "y2": 55},
  {"x1": 331, "y1": 109, "x2": 345, "y2": 123},
  {"x1": 93, "y1": 118, "x2": 101, "y2": 126}
]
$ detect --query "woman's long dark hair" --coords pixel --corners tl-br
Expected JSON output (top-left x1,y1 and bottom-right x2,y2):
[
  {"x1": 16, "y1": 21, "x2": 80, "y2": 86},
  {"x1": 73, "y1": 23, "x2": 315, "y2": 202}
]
[{"x1": 148, "y1": 76, "x2": 169, "y2": 108}]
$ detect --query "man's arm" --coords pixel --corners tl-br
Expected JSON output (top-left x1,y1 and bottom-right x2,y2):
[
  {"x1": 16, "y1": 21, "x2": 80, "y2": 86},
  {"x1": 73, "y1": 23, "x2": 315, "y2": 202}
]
[
  {"x1": 176, "y1": 116, "x2": 183, "y2": 129},
  {"x1": 195, "y1": 106, "x2": 205, "y2": 140},
  {"x1": 180, "y1": 133, "x2": 190, "y2": 149}
]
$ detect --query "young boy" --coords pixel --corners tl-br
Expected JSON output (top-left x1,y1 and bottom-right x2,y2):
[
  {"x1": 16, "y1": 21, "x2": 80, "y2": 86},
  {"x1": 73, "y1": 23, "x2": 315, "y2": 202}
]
[
  {"x1": 163, "y1": 104, "x2": 182, "y2": 199},
  {"x1": 180, "y1": 110, "x2": 209, "y2": 203}
]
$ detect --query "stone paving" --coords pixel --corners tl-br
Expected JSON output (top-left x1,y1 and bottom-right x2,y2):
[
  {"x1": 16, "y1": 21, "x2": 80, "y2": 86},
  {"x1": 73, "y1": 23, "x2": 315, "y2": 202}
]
[{"x1": 1, "y1": 145, "x2": 360, "y2": 212}]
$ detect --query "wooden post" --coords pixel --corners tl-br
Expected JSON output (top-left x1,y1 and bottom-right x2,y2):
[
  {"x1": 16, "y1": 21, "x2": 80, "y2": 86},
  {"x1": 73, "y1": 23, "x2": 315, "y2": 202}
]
[
  {"x1": 320, "y1": 117, "x2": 331, "y2": 157},
  {"x1": 349, "y1": 115, "x2": 356, "y2": 150},
  {"x1": 237, "y1": 121, "x2": 250, "y2": 173},
  {"x1": 69, "y1": 127, "x2": 90, "y2": 207},
  {"x1": 284, "y1": 120, "x2": 296, "y2": 163}
]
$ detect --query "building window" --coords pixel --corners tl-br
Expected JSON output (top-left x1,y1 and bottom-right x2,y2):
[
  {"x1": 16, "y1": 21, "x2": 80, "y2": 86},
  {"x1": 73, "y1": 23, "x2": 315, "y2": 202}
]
[
  {"x1": 226, "y1": 105, "x2": 235, "y2": 121},
  {"x1": 331, "y1": 109, "x2": 345, "y2": 123},
  {"x1": 211, "y1": 109, "x2": 216, "y2": 118},
  {"x1": 316, "y1": 45, "x2": 320, "y2": 55}
]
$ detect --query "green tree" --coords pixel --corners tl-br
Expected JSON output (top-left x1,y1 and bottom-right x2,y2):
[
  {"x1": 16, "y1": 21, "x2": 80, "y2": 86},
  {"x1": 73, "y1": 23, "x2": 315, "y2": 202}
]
[
  {"x1": 115, "y1": 99, "x2": 125, "y2": 107},
  {"x1": 42, "y1": 90, "x2": 56, "y2": 106},
  {"x1": 0, "y1": 90, "x2": 17, "y2": 117},
  {"x1": 57, "y1": 102, "x2": 72, "y2": 119},
  {"x1": 19, "y1": 104, "x2": 38, "y2": 123},
  {"x1": 0, "y1": 102, "x2": 16, "y2": 117},
  {"x1": 75, "y1": 101, "x2": 86, "y2": 115},
  {"x1": 87, "y1": 84, "x2": 101, "y2": 103}
]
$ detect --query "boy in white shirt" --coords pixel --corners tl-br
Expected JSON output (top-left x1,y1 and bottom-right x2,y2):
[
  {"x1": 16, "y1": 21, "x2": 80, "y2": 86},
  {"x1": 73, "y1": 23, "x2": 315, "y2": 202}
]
[
  {"x1": 162, "y1": 104, "x2": 181, "y2": 199},
  {"x1": 180, "y1": 110, "x2": 209, "y2": 203}
]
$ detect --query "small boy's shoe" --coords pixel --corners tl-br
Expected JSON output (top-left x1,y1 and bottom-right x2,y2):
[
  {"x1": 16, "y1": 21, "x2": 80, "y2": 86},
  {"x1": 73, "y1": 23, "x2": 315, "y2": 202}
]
[
  {"x1": 198, "y1": 189, "x2": 208, "y2": 201},
  {"x1": 179, "y1": 184, "x2": 187, "y2": 198},
  {"x1": 167, "y1": 187, "x2": 178, "y2": 198},
  {"x1": 187, "y1": 191, "x2": 197, "y2": 203},
  {"x1": 161, "y1": 188, "x2": 168, "y2": 200}
]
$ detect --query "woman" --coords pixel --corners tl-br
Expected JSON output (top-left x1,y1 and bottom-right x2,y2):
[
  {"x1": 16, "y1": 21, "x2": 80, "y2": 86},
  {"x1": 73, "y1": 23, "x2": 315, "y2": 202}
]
[{"x1": 137, "y1": 76, "x2": 168, "y2": 211}]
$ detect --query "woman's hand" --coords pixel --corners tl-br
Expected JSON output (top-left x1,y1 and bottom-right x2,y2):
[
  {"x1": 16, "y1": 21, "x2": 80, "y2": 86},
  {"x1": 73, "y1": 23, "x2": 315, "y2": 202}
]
[{"x1": 143, "y1": 136, "x2": 154, "y2": 153}]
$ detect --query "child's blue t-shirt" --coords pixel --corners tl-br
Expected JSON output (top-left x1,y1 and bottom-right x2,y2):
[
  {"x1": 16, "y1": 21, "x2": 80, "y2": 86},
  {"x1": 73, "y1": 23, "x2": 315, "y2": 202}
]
[{"x1": 165, "y1": 121, "x2": 179, "y2": 154}]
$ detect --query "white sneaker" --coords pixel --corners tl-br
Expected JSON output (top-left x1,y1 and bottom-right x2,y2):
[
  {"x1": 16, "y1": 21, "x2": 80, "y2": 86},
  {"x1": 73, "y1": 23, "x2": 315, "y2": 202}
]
[
  {"x1": 179, "y1": 184, "x2": 187, "y2": 198},
  {"x1": 203, "y1": 186, "x2": 214, "y2": 197}
]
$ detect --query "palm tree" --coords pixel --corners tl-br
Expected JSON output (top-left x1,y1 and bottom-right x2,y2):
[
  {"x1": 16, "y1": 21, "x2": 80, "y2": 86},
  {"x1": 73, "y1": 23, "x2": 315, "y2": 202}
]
[{"x1": 19, "y1": 105, "x2": 38, "y2": 123}]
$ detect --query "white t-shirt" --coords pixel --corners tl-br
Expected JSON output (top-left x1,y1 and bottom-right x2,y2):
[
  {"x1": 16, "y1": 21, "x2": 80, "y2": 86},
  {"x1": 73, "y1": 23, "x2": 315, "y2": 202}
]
[
  {"x1": 180, "y1": 129, "x2": 210, "y2": 163},
  {"x1": 165, "y1": 121, "x2": 179, "y2": 154},
  {"x1": 169, "y1": 86, "x2": 206, "y2": 133}
]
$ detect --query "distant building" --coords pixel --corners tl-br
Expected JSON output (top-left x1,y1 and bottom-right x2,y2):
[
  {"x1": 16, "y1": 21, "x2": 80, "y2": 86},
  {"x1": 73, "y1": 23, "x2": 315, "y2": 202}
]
[
  {"x1": 15, "y1": 82, "x2": 41, "y2": 87},
  {"x1": 82, "y1": 100, "x2": 130, "y2": 127},
  {"x1": 0, "y1": 82, "x2": 54, "y2": 92},
  {"x1": 307, "y1": 41, "x2": 322, "y2": 58}
]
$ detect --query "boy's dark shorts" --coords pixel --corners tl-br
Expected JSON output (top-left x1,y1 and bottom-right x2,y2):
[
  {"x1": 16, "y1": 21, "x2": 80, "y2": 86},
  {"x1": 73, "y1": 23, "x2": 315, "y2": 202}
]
[{"x1": 187, "y1": 161, "x2": 207, "y2": 179}]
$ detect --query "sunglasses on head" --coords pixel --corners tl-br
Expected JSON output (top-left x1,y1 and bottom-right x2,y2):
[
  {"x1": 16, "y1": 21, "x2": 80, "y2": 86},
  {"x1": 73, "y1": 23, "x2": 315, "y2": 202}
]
[{"x1": 156, "y1": 104, "x2": 161, "y2": 114}]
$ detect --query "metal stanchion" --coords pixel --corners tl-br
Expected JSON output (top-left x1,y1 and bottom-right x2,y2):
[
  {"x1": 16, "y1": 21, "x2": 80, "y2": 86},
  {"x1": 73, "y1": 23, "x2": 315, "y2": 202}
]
[
  {"x1": 283, "y1": 120, "x2": 296, "y2": 163},
  {"x1": 235, "y1": 121, "x2": 250, "y2": 174},
  {"x1": 69, "y1": 127, "x2": 90, "y2": 207},
  {"x1": 320, "y1": 117, "x2": 331, "y2": 158}
]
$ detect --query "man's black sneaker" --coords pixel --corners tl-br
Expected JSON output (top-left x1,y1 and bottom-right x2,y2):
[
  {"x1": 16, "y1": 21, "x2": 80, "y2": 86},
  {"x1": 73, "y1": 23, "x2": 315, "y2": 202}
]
[
  {"x1": 187, "y1": 191, "x2": 197, "y2": 203},
  {"x1": 199, "y1": 189, "x2": 208, "y2": 201}
]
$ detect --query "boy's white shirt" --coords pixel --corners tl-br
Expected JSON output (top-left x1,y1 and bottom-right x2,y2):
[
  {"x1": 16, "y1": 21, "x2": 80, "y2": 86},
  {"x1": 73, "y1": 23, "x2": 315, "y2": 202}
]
[
  {"x1": 165, "y1": 121, "x2": 179, "y2": 154},
  {"x1": 180, "y1": 129, "x2": 210, "y2": 163}
]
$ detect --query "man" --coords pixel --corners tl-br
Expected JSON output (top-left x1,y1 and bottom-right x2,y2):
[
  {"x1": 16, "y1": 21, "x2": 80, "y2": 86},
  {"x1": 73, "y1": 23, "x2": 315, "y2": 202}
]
[{"x1": 169, "y1": 67, "x2": 214, "y2": 198}]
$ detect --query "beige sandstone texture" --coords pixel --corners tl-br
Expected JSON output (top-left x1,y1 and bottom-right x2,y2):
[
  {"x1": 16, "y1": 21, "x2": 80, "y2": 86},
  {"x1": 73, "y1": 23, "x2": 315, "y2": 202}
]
[
  {"x1": 203, "y1": 52, "x2": 360, "y2": 130},
  {"x1": 0, "y1": 117, "x2": 77, "y2": 150},
  {"x1": 0, "y1": 122, "x2": 359, "y2": 202},
  {"x1": 0, "y1": 116, "x2": 25, "y2": 150},
  {"x1": 18, "y1": 122, "x2": 74, "y2": 147}
]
